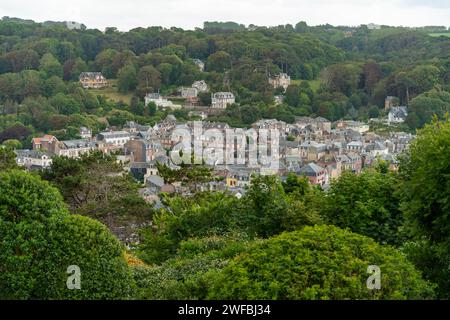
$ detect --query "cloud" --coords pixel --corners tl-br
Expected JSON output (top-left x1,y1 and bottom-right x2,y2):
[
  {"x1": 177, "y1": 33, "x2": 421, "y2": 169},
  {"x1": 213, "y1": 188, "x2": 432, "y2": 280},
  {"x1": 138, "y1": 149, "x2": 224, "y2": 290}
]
[{"x1": 0, "y1": 0, "x2": 449, "y2": 31}]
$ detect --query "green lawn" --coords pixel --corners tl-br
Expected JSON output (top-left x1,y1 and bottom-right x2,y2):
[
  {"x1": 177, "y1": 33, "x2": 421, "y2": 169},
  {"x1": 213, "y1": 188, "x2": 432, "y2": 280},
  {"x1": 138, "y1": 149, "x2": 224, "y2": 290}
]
[
  {"x1": 291, "y1": 79, "x2": 321, "y2": 92},
  {"x1": 89, "y1": 79, "x2": 133, "y2": 105}
]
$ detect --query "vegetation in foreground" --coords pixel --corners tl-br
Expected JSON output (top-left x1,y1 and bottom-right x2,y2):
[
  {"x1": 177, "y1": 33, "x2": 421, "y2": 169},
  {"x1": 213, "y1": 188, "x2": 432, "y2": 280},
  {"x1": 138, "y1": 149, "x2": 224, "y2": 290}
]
[{"x1": 1, "y1": 118, "x2": 449, "y2": 299}]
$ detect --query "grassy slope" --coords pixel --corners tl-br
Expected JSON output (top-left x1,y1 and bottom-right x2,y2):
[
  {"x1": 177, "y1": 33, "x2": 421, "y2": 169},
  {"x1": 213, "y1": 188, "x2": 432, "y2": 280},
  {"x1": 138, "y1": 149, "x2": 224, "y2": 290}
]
[
  {"x1": 89, "y1": 79, "x2": 133, "y2": 105},
  {"x1": 291, "y1": 79, "x2": 321, "y2": 92}
]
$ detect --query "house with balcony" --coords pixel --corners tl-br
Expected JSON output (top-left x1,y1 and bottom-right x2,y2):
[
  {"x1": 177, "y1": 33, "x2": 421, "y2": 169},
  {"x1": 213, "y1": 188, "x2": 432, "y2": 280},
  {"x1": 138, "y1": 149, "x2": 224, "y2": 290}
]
[{"x1": 79, "y1": 72, "x2": 107, "y2": 89}]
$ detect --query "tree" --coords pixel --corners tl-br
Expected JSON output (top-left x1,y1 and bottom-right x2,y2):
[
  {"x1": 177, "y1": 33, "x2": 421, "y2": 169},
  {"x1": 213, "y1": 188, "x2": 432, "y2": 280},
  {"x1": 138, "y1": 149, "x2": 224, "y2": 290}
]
[
  {"x1": 41, "y1": 151, "x2": 153, "y2": 244},
  {"x1": 207, "y1": 225, "x2": 435, "y2": 299},
  {"x1": 285, "y1": 85, "x2": 301, "y2": 107},
  {"x1": 139, "y1": 191, "x2": 240, "y2": 264},
  {"x1": 0, "y1": 123, "x2": 32, "y2": 142},
  {"x1": 0, "y1": 146, "x2": 19, "y2": 170},
  {"x1": 206, "y1": 51, "x2": 231, "y2": 72},
  {"x1": 406, "y1": 89, "x2": 450, "y2": 129},
  {"x1": 399, "y1": 117, "x2": 450, "y2": 298},
  {"x1": 295, "y1": 21, "x2": 309, "y2": 33},
  {"x1": 39, "y1": 53, "x2": 63, "y2": 78},
  {"x1": 137, "y1": 65, "x2": 161, "y2": 94},
  {"x1": 0, "y1": 170, "x2": 135, "y2": 299},
  {"x1": 134, "y1": 234, "x2": 253, "y2": 300},
  {"x1": 321, "y1": 170, "x2": 404, "y2": 245},
  {"x1": 118, "y1": 63, "x2": 138, "y2": 93},
  {"x1": 2, "y1": 139, "x2": 22, "y2": 149},
  {"x1": 282, "y1": 172, "x2": 309, "y2": 195}
]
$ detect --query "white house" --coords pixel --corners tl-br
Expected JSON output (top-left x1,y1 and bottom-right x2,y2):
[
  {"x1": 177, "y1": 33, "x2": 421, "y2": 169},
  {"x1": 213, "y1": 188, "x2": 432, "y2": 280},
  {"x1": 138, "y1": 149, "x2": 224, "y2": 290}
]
[
  {"x1": 211, "y1": 92, "x2": 235, "y2": 109},
  {"x1": 15, "y1": 150, "x2": 52, "y2": 169},
  {"x1": 144, "y1": 93, "x2": 182, "y2": 110},
  {"x1": 97, "y1": 131, "x2": 131, "y2": 147},
  {"x1": 193, "y1": 59, "x2": 205, "y2": 72},
  {"x1": 179, "y1": 87, "x2": 198, "y2": 98},
  {"x1": 269, "y1": 73, "x2": 291, "y2": 91},
  {"x1": 388, "y1": 107, "x2": 408, "y2": 124},
  {"x1": 79, "y1": 127, "x2": 92, "y2": 139},
  {"x1": 58, "y1": 139, "x2": 98, "y2": 158}
]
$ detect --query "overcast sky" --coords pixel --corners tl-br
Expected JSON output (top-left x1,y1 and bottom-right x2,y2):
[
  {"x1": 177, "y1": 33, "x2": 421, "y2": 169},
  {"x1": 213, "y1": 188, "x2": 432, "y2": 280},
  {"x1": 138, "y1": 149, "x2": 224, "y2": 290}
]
[{"x1": 1, "y1": 0, "x2": 449, "y2": 31}]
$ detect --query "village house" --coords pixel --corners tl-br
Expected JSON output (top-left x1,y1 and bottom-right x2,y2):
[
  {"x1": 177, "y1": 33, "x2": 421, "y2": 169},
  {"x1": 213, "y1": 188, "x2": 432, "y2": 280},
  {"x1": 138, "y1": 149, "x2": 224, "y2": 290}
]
[
  {"x1": 15, "y1": 149, "x2": 52, "y2": 170},
  {"x1": 79, "y1": 72, "x2": 107, "y2": 89},
  {"x1": 269, "y1": 73, "x2": 291, "y2": 91},
  {"x1": 124, "y1": 139, "x2": 153, "y2": 163},
  {"x1": 192, "y1": 80, "x2": 209, "y2": 93},
  {"x1": 300, "y1": 141, "x2": 327, "y2": 162},
  {"x1": 32, "y1": 134, "x2": 58, "y2": 152},
  {"x1": 274, "y1": 95, "x2": 285, "y2": 105},
  {"x1": 57, "y1": 139, "x2": 98, "y2": 158},
  {"x1": 144, "y1": 93, "x2": 182, "y2": 110},
  {"x1": 124, "y1": 121, "x2": 151, "y2": 134},
  {"x1": 298, "y1": 162, "x2": 328, "y2": 186},
  {"x1": 79, "y1": 127, "x2": 92, "y2": 139},
  {"x1": 346, "y1": 141, "x2": 364, "y2": 152},
  {"x1": 364, "y1": 141, "x2": 389, "y2": 157},
  {"x1": 193, "y1": 59, "x2": 205, "y2": 72},
  {"x1": 337, "y1": 152, "x2": 362, "y2": 173},
  {"x1": 388, "y1": 106, "x2": 408, "y2": 124},
  {"x1": 179, "y1": 87, "x2": 198, "y2": 98},
  {"x1": 97, "y1": 130, "x2": 131, "y2": 147},
  {"x1": 211, "y1": 92, "x2": 235, "y2": 109},
  {"x1": 335, "y1": 120, "x2": 370, "y2": 134}
]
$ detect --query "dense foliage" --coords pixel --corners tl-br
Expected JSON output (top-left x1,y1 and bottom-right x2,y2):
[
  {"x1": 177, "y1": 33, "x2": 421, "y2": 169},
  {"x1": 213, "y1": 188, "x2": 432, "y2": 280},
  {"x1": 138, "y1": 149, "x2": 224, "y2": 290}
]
[
  {"x1": 206, "y1": 225, "x2": 435, "y2": 300},
  {"x1": 321, "y1": 169, "x2": 404, "y2": 245},
  {"x1": 139, "y1": 175, "x2": 322, "y2": 264},
  {"x1": 0, "y1": 170, "x2": 134, "y2": 299},
  {"x1": 399, "y1": 118, "x2": 450, "y2": 298}
]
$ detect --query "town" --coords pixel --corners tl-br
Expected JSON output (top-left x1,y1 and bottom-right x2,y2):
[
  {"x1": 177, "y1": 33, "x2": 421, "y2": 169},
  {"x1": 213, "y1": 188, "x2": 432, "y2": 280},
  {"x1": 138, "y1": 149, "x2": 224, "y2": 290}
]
[{"x1": 14, "y1": 70, "x2": 413, "y2": 206}]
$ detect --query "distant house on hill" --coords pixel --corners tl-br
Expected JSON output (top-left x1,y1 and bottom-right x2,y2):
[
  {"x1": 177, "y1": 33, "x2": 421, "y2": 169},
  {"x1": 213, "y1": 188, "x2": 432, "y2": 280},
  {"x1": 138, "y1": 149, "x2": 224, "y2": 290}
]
[
  {"x1": 388, "y1": 106, "x2": 408, "y2": 124},
  {"x1": 269, "y1": 73, "x2": 291, "y2": 91},
  {"x1": 192, "y1": 80, "x2": 209, "y2": 93},
  {"x1": 179, "y1": 87, "x2": 198, "y2": 98},
  {"x1": 211, "y1": 92, "x2": 235, "y2": 109},
  {"x1": 144, "y1": 93, "x2": 182, "y2": 110},
  {"x1": 65, "y1": 21, "x2": 84, "y2": 30},
  {"x1": 97, "y1": 131, "x2": 131, "y2": 147},
  {"x1": 193, "y1": 59, "x2": 205, "y2": 72},
  {"x1": 32, "y1": 134, "x2": 58, "y2": 152},
  {"x1": 79, "y1": 72, "x2": 107, "y2": 89},
  {"x1": 15, "y1": 149, "x2": 52, "y2": 170}
]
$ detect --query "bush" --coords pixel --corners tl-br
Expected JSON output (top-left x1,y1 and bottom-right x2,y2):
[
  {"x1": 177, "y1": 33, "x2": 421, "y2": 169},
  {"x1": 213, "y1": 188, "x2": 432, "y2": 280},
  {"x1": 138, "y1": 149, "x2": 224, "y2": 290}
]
[
  {"x1": 207, "y1": 225, "x2": 435, "y2": 299},
  {"x1": 0, "y1": 170, "x2": 134, "y2": 299}
]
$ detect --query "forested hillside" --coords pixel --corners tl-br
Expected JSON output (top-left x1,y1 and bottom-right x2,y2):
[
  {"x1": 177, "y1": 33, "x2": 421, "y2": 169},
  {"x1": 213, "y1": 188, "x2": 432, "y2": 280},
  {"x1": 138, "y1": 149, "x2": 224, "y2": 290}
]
[{"x1": 0, "y1": 18, "x2": 449, "y2": 147}]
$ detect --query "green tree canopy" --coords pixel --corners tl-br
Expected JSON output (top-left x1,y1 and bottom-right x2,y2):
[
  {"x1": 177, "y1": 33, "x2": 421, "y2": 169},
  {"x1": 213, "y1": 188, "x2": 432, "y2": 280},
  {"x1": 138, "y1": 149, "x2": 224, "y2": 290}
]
[
  {"x1": 0, "y1": 170, "x2": 134, "y2": 299},
  {"x1": 207, "y1": 225, "x2": 435, "y2": 299},
  {"x1": 399, "y1": 117, "x2": 450, "y2": 297}
]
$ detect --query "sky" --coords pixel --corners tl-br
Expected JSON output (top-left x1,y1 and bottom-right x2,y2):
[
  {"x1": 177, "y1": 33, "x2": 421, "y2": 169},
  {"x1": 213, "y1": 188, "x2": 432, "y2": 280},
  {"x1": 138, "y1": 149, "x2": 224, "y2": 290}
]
[{"x1": 1, "y1": 0, "x2": 449, "y2": 31}]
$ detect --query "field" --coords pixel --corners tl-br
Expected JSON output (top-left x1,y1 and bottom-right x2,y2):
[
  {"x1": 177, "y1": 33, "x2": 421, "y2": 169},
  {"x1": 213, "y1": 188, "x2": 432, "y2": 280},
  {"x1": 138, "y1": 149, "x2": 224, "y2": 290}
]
[{"x1": 89, "y1": 79, "x2": 133, "y2": 105}]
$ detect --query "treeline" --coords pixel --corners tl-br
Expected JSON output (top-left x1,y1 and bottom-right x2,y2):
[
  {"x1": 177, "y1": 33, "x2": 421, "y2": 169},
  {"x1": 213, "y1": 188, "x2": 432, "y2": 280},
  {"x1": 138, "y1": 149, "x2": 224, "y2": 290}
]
[{"x1": 0, "y1": 17, "x2": 449, "y2": 145}]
